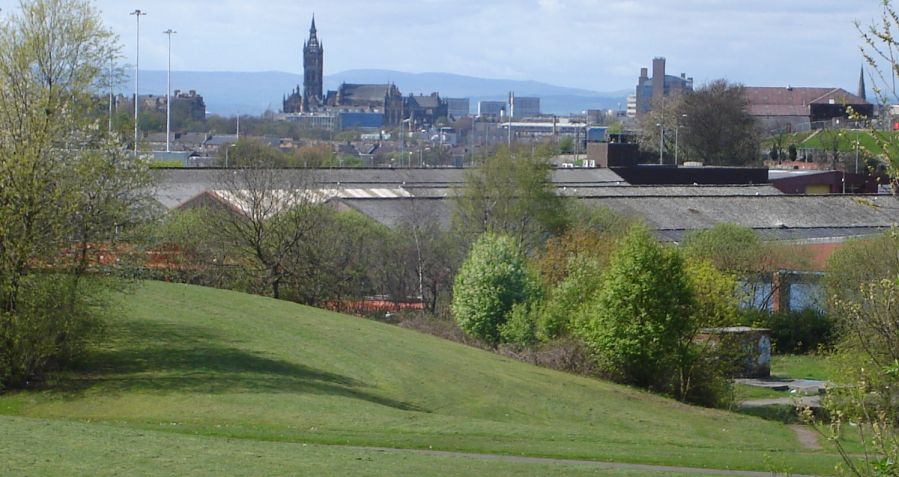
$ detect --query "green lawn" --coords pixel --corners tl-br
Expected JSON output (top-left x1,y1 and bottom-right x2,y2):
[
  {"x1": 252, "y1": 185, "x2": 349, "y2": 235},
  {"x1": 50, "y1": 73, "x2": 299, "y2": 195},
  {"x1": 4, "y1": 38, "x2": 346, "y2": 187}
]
[
  {"x1": 797, "y1": 129, "x2": 897, "y2": 155},
  {"x1": 772, "y1": 354, "x2": 832, "y2": 381},
  {"x1": 0, "y1": 282, "x2": 844, "y2": 475}
]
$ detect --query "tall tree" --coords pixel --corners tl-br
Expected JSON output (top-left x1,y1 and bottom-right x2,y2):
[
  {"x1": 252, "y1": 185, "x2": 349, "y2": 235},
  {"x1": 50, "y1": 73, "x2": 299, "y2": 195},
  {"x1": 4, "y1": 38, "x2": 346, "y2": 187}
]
[
  {"x1": 679, "y1": 80, "x2": 761, "y2": 166},
  {"x1": 0, "y1": 0, "x2": 151, "y2": 388},
  {"x1": 209, "y1": 165, "x2": 325, "y2": 300},
  {"x1": 452, "y1": 145, "x2": 568, "y2": 252}
]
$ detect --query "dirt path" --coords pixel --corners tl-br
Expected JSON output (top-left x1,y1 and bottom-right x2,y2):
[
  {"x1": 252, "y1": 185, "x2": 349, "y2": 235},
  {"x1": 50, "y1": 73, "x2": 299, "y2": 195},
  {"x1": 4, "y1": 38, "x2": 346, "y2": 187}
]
[
  {"x1": 342, "y1": 445, "x2": 823, "y2": 477},
  {"x1": 790, "y1": 424, "x2": 823, "y2": 451}
]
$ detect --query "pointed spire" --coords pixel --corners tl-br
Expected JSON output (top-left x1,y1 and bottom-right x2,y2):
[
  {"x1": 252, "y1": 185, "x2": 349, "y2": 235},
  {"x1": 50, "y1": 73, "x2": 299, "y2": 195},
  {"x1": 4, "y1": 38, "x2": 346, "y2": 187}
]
[
  {"x1": 858, "y1": 64, "x2": 867, "y2": 102},
  {"x1": 311, "y1": 15, "x2": 317, "y2": 34}
]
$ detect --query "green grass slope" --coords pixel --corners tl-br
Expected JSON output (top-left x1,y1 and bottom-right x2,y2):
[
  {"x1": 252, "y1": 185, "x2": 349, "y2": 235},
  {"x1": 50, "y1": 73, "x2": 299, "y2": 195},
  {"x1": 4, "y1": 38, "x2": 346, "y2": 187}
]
[{"x1": 0, "y1": 282, "x2": 841, "y2": 474}]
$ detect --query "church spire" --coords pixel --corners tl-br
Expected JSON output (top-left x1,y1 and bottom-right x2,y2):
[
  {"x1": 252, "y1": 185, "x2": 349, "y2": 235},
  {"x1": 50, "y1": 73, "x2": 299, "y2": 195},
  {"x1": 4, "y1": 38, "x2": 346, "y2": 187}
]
[{"x1": 858, "y1": 65, "x2": 867, "y2": 102}]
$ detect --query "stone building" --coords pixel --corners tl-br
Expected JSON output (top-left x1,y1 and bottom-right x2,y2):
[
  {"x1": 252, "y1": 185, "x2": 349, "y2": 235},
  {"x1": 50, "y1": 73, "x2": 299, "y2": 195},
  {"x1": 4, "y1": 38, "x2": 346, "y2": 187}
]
[
  {"x1": 634, "y1": 57, "x2": 693, "y2": 118},
  {"x1": 282, "y1": 17, "x2": 446, "y2": 128}
]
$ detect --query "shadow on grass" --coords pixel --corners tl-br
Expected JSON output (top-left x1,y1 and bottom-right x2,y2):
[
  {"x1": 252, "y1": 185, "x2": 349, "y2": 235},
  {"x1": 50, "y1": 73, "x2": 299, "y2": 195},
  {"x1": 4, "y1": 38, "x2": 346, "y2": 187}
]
[{"x1": 51, "y1": 319, "x2": 424, "y2": 412}]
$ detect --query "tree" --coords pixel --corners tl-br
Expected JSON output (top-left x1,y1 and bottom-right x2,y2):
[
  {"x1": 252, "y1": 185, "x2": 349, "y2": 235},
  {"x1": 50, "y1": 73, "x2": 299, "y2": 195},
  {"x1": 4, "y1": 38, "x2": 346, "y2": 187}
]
[
  {"x1": 679, "y1": 80, "x2": 761, "y2": 166},
  {"x1": 208, "y1": 165, "x2": 325, "y2": 300},
  {"x1": 574, "y1": 227, "x2": 695, "y2": 390},
  {"x1": 452, "y1": 234, "x2": 537, "y2": 346},
  {"x1": 857, "y1": 2, "x2": 899, "y2": 193},
  {"x1": 452, "y1": 145, "x2": 568, "y2": 252},
  {"x1": 637, "y1": 95, "x2": 685, "y2": 162},
  {"x1": 218, "y1": 137, "x2": 290, "y2": 167},
  {"x1": 0, "y1": 0, "x2": 151, "y2": 388}
]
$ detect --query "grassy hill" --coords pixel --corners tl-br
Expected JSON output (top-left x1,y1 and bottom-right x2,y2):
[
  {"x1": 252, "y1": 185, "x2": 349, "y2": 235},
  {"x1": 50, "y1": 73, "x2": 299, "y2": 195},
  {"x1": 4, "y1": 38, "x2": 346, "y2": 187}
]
[{"x1": 0, "y1": 282, "x2": 842, "y2": 475}]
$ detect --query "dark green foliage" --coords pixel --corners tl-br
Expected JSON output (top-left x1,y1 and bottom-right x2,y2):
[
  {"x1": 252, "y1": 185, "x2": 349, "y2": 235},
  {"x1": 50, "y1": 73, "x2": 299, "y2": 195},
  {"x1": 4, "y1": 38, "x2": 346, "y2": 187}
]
[
  {"x1": 452, "y1": 234, "x2": 536, "y2": 346},
  {"x1": 574, "y1": 227, "x2": 695, "y2": 389},
  {"x1": 537, "y1": 257, "x2": 603, "y2": 341},
  {"x1": 0, "y1": 275, "x2": 103, "y2": 390},
  {"x1": 679, "y1": 79, "x2": 761, "y2": 166},
  {"x1": 740, "y1": 309, "x2": 835, "y2": 355}
]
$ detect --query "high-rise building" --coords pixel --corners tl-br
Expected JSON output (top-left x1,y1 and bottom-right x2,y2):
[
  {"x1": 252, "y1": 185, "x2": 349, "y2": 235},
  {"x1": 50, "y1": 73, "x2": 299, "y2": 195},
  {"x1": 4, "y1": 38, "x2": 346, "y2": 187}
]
[
  {"x1": 510, "y1": 95, "x2": 540, "y2": 118},
  {"x1": 634, "y1": 57, "x2": 692, "y2": 117},
  {"x1": 478, "y1": 100, "x2": 506, "y2": 118},
  {"x1": 445, "y1": 98, "x2": 471, "y2": 119}
]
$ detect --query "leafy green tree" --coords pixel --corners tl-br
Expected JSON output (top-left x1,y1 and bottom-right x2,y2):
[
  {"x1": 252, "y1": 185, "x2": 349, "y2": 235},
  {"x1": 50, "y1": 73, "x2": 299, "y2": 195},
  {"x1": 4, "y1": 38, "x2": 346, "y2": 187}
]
[
  {"x1": 0, "y1": 0, "x2": 150, "y2": 388},
  {"x1": 219, "y1": 137, "x2": 290, "y2": 167},
  {"x1": 574, "y1": 227, "x2": 695, "y2": 390},
  {"x1": 679, "y1": 80, "x2": 761, "y2": 166},
  {"x1": 452, "y1": 234, "x2": 537, "y2": 346},
  {"x1": 825, "y1": 229, "x2": 899, "y2": 310},
  {"x1": 452, "y1": 145, "x2": 568, "y2": 252},
  {"x1": 637, "y1": 95, "x2": 685, "y2": 162}
]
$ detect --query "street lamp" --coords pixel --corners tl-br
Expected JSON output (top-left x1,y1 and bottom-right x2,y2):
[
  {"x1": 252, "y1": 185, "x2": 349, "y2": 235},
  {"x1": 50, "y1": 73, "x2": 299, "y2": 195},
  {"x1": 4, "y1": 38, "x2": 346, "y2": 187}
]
[
  {"x1": 130, "y1": 9, "x2": 147, "y2": 156},
  {"x1": 675, "y1": 114, "x2": 687, "y2": 166},
  {"x1": 163, "y1": 29, "x2": 177, "y2": 153},
  {"x1": 656, "y1": 122, "x2": 664, "y2": 164}
]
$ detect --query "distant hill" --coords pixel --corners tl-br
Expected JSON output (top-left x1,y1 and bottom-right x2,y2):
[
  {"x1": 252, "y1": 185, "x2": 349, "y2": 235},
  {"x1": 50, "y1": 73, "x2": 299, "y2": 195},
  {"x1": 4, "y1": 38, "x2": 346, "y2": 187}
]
[{"x1": 121, "y1": 69, "x2": 630, "y2": 116}]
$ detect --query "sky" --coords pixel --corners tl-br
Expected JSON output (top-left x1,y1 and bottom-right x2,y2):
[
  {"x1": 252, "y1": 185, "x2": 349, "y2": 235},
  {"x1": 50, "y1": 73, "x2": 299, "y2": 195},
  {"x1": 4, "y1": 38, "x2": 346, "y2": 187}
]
[{"x1": 0, "y1": 0, "x2": 887, "y2": 94}]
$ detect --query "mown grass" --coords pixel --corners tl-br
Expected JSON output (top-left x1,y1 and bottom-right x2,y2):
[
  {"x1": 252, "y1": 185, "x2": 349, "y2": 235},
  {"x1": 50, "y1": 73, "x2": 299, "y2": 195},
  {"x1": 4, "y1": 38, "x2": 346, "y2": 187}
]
[
  {"x1": 772, "y1": 354, "x2": 833, "y2": 381},
  {"x1": 0, "y1": 282, "x2": 845, "y2": 475},
  {"x1": 3, "y1": 415, "x2": 756, "y2": 477}
]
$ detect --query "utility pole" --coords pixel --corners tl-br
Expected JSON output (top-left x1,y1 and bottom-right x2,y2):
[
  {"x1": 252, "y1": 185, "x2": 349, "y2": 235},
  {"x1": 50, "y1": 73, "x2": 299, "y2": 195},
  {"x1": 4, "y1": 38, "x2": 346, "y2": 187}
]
[
  {"x1": 130, "y1": 9, "x2": 147, "y2": 155},
  {"x1": 164, "y1": 29, "x2": 177, "y2": 152},
  {"x1": 657, "y1": 122, "x2": 664, "y2": 165},
  {"x1": 108, "y1": 56, "x2": 114, "y2": 134}
]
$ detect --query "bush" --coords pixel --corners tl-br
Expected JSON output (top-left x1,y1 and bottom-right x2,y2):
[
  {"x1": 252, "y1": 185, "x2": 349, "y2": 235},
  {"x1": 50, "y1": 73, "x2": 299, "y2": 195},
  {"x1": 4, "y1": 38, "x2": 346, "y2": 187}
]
[
  {"x1": 499, "y1": 301, "x2": 539, "y2": 348},
  {"x1": 0, "y1": 274, "x2": 103, "y2": 390},
  {"x1": 574, "y1": 227, "x2": 694, "y2": 390},
  {"x1": 741, "y1": 308, "x2": 835, "y2": 354},
  {"x1": 452, "y1": 233, "x2": 537, "y2": 346},
  {"x1": 537, "y1": 257, "x2": 603, "y2": 341}
]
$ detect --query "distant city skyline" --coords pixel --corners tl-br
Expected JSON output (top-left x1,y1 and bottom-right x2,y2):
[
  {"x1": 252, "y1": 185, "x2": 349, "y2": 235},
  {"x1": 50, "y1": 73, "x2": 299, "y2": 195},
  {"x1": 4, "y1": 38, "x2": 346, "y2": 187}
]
[{"x1": 0, "y1": 0, "x2": 887, "y2": 94}]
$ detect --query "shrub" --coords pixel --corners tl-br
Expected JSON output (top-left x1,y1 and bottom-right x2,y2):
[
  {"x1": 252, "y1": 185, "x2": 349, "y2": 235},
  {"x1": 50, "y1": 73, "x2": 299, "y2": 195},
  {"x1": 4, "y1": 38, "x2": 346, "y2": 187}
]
[
  {"x1": 499, "y1": 301, "x2": 539, "y2": 348},
  {"x1": 452, "y1": 233, "x2": 537, "y2": 346},
  {"x1": 537, "y1": 257, "x2": 603, "y2": 341},
  {"x1": 0, "y1": 274, "x2": 103, "y2": 390},
  {"x1": 740, "y1": 308, "x2": 835, "y2": 354},
  {"x1": 574, "y1": 227, "x2": 694, "y2": 390}
]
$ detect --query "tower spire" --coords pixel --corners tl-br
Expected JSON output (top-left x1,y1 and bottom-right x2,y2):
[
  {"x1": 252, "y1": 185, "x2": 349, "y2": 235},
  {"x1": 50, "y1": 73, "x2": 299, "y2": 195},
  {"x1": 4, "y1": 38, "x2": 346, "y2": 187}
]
[{"x1": 858, "y1": 64, "x2": 867, "y2": 102}]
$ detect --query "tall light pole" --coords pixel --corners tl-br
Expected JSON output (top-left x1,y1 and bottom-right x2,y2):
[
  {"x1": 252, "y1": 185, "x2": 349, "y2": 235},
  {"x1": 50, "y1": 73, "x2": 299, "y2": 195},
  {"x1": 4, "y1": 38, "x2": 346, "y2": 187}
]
[
  {"x1": 656, "y1": 122, "x2": 664, "y2": 164},
  {"x1": 130, "y1": 9, "x2": 146, "y2": 155},
  {"x1": 164, "y1": 29, "x2": 176, "y2": 152},
  {"x1": 675, "y1": 114, "x2": 687, "y2": 166}
]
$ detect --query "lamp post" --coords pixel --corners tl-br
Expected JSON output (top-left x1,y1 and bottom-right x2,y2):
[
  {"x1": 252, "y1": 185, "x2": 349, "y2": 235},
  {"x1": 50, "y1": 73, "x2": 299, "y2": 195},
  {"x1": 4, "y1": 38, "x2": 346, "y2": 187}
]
[
  {"x1": 656, "y1": 122, "x2": 664, "y2": 164},
  {"x1": 130, "y1": 9, "x2": 146, "y2": 155},
  {"x1": 675, "y1": 114, "x2": 687, "y2": 166},
  {"x1": 163, "y1": 29, "x2": 176, "y2": 153}
]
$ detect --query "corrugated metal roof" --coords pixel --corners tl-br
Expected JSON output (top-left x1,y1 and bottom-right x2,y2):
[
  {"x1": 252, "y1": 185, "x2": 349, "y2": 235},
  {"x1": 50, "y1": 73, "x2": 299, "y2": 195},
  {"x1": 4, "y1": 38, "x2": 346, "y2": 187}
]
[{"x1": 151, "y1": 168, "x2": 629, "y2": 208}]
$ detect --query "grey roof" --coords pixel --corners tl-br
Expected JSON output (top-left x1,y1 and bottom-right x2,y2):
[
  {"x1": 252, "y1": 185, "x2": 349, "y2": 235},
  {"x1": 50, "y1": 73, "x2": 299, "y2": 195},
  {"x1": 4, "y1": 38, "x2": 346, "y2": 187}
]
[
  {"x1": 580, "y1": 195, "x2": 899, "y2": 241},
  {"x1": 153, "y1": 167, "x2": 899, "y2": 242},
  {"x1": 340, "y1": 84, "x2": 392, "y2": 102},
  {"x1": 561, "y1": 185, "x2": 783, "y2": 197},
  {"x1": 409, "y1": 95, "x2": 441, "y2": 108},
  {"x1": 337, "y1": 197, "x2": 451, "y2": 228},
  {"x1": 152, "y1": 168, "x2": 630, "y2": 208},
  {"x1": 335, "y1": 194, "x2": 899, "y2": 242}
]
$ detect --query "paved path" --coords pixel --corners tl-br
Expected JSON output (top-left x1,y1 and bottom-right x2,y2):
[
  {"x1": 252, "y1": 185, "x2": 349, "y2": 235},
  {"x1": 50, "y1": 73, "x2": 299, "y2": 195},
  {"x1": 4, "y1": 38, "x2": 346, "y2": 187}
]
[
  {"x1": 740, "y1": 395, "x2": 821, "y2": 408},
  {"x1": 342, "y1": 445, "x2": 823, "y2": 477}
]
